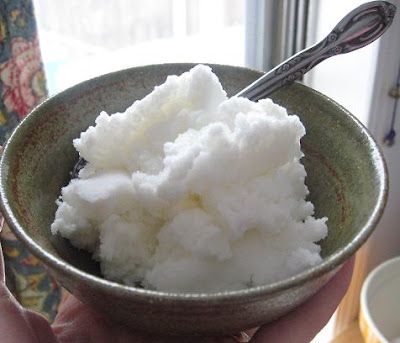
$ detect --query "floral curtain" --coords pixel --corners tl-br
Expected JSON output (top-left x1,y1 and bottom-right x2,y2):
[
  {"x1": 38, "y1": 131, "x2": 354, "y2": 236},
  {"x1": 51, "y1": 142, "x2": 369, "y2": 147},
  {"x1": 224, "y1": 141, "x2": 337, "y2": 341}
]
[{"x1": 0, "y1": 0, "x2": 61, "y2": 321}]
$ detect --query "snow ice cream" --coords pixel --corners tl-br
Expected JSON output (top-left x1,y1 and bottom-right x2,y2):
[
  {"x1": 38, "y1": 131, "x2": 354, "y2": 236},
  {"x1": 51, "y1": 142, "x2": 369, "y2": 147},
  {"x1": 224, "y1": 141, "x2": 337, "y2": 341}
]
[{"x1": 51, "y1": 65, "x2": 328, "y2": 292}]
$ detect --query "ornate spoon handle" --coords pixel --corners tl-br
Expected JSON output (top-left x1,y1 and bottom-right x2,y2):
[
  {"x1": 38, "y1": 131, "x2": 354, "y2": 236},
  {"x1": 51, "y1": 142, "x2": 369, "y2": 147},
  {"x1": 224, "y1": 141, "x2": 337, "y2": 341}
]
[{"x1": 236, "y1": 1, "x2": 396, "y2": 101}]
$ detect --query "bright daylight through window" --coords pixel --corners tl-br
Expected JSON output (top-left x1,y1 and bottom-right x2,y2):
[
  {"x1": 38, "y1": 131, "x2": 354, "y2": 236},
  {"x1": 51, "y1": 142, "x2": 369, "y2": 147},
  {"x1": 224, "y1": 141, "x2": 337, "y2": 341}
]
[{"x1": 34, "y1": 0, "x2": 245, "y2": 94}]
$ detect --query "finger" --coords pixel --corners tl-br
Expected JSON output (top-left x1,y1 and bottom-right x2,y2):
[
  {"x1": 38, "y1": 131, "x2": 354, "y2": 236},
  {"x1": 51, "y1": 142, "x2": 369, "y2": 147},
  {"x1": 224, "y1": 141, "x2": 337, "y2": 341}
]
[
  {"x1": 0, "y1": 213, "x2": 5, "y2": 283},
  {"x1": 0, "y1": 227, "x2": 57, "y2": 342},
  {"x1": 0, "y1": 145, "x2": 5, "y2": 283},
  {"x1": 0, "y1": 275, "x2": 57, "y2": 342},
  {"x1": 250, "y1": 256, "x2": 355, "y2": 343},
  {"x1": 24, "y1": 309, "x2": 59, "y2": 343},
  {"x1": 0, "y1": 239, "x2": 5, "y2": 284},
  {"x1": 53, "y1": 294, "x2": 149, "y2": 343},
  {"x1": 54, "y1": 294, "x2": 248, "y2": 343}
]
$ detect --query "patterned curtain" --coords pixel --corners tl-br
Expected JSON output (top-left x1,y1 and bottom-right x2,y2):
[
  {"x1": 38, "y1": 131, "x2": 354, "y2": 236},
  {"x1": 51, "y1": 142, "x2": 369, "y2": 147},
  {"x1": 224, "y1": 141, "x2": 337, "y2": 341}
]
[{"x1": 0, "y1": 0, "x2": 61, "y2": 321}]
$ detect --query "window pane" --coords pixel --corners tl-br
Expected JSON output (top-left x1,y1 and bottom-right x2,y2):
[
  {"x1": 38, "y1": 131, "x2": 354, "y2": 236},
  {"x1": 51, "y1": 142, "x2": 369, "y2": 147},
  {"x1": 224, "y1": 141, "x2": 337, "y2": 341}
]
[
  {"x1": 34, "y1": 0, "x2": 245, "y2": 94},
  {"x1": 304, "y1": 0, "x2": 379, "y2": 125}
]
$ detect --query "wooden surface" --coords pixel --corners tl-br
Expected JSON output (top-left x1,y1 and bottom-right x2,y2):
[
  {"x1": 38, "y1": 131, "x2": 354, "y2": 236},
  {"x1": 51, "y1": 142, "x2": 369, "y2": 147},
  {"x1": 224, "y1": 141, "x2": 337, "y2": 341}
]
[
  {"x1": 332, "y1": 320, "x2": 364, "y2": 343},
  {"x1": 334, "y1": 244, "x2": 370, "y2": 336}
]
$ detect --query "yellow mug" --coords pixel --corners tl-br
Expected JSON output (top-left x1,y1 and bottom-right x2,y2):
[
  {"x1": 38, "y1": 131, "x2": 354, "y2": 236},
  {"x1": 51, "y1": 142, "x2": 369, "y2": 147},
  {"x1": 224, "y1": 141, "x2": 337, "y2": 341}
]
[{"x1": 360, "y1": 256, "x2": 400, "y2": 343}]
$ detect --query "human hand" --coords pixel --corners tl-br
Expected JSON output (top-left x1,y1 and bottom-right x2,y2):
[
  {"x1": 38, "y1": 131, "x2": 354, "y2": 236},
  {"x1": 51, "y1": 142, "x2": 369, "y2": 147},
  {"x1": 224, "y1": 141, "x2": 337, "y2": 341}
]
[{"x1": 0, "y1": 235, "x2": 354, "y2": 343}]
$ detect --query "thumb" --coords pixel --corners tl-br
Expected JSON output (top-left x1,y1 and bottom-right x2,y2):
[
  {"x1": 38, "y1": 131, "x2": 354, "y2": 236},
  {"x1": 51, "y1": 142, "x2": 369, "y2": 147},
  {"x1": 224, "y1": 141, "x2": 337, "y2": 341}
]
[
  {"x1": 0, "y1": 218, "x2": 5, "y2": 284},
  {"x1": 0, "y1": 228, "x2": 57, "y2": 343},
  {"x1": 0, "y1": 145, "x2": 4, "y2": 283},
  {"x1": 0, "y1": 197, "x2": 57, "y2": 342}
]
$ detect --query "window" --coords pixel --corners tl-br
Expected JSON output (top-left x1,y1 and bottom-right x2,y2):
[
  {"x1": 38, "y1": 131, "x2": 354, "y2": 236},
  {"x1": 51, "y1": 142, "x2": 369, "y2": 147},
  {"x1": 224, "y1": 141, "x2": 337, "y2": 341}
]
[
  {"x1": 34, "y1": 0, "x2": 245, "y2": 94},
  {"x1": 304, "y1": 0, "x2": 379, "y2": 125},
  {"x1": 245, "y1": 0, "x2": 379, "y2": 125}
]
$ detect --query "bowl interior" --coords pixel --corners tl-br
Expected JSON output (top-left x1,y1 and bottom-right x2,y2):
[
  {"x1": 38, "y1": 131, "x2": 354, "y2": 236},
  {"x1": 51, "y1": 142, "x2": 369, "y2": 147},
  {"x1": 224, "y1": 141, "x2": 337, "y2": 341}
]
[{"x1": 0, "y1": 63, "x2": 386, "y2": 287}]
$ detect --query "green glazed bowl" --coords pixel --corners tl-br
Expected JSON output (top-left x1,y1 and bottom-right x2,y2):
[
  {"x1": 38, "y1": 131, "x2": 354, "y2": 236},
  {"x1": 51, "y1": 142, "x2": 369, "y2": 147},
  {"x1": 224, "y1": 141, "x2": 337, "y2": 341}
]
[{"x1": 0, "y1": 63, "x2": 388, "y2": 335}]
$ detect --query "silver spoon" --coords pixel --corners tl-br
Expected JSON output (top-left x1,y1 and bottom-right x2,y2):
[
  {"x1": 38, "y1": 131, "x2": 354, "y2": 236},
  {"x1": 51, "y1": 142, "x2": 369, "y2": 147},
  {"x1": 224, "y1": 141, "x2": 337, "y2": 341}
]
[{"x1": 236, "y1": 0, "x2": 396, "y2": 101}]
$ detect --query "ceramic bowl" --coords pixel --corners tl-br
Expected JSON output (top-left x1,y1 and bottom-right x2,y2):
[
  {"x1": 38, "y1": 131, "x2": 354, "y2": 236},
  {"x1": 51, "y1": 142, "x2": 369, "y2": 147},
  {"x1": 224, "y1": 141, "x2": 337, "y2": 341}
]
[{"x1": 0, "y1": 63, "x2": 388, "y2": 336}]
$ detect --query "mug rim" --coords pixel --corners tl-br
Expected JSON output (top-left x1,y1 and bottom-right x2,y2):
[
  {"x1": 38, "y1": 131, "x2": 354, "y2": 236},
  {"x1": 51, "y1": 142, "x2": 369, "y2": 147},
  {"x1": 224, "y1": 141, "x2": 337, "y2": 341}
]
[{"x1": 360, "y1": 255, "x2": 400, "y2": 343}]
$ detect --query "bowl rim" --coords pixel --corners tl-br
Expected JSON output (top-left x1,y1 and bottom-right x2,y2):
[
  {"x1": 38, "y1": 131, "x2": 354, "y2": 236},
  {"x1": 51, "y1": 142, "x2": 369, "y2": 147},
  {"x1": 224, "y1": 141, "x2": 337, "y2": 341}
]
[{"x1": 0, "y1": 63, "x2": 389, "y2": 303}]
